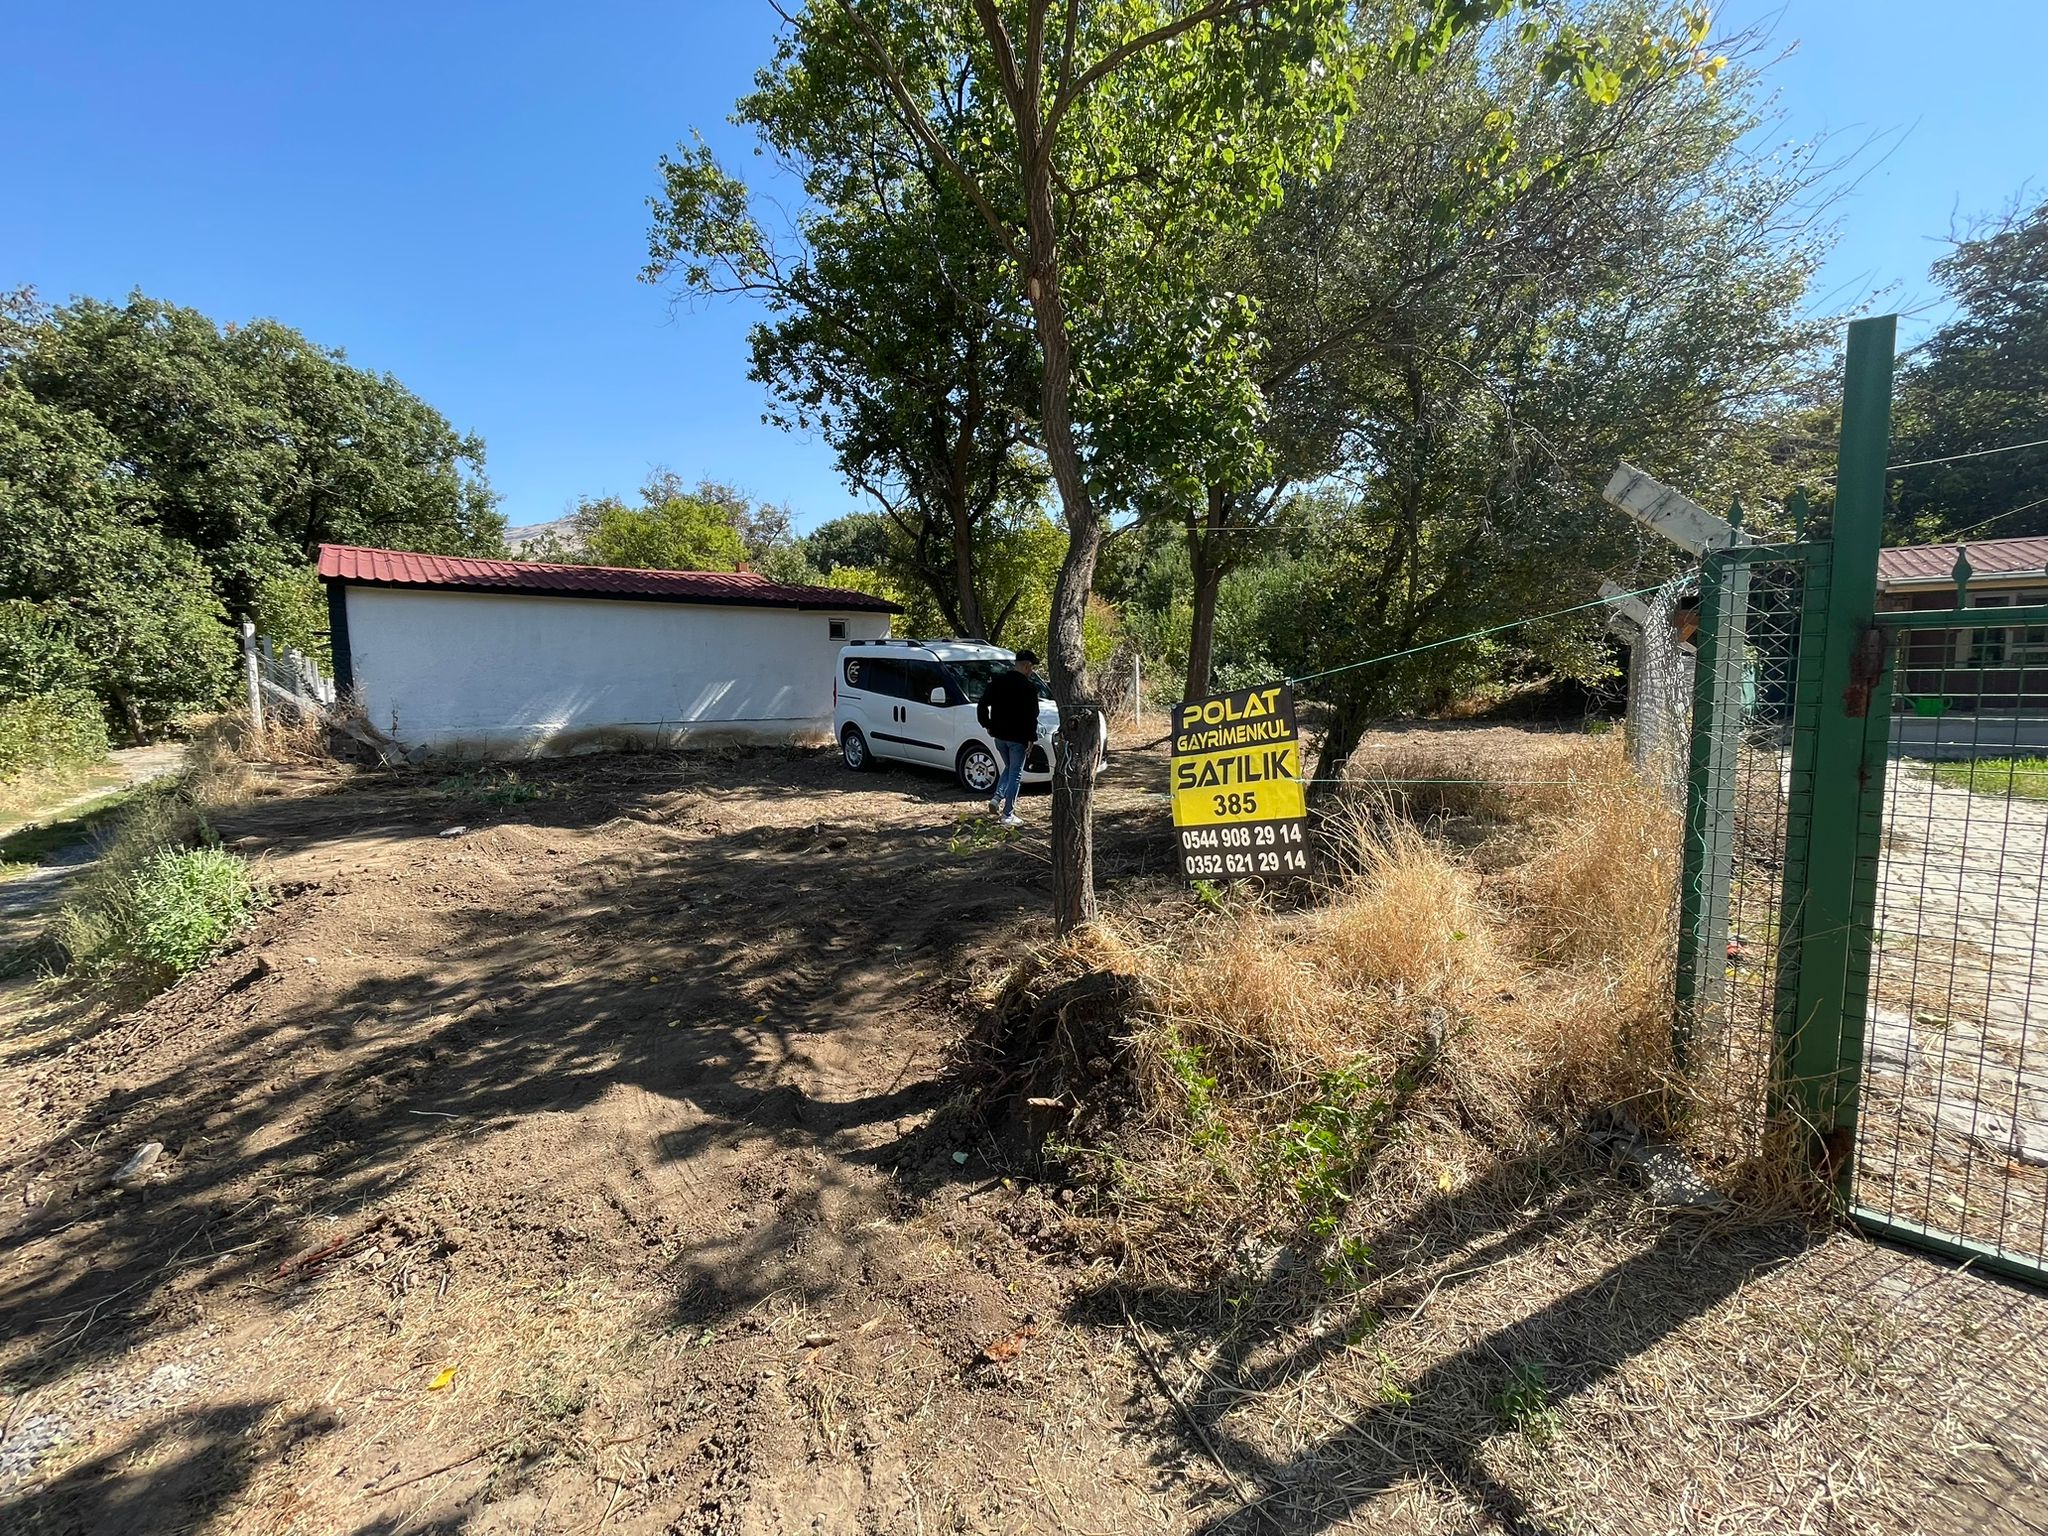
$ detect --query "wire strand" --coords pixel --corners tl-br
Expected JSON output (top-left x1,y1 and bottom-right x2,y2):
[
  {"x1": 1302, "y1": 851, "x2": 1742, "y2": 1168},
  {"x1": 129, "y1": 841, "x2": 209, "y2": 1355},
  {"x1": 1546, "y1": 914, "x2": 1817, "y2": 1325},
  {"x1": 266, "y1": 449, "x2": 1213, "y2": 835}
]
[
  {"x1": 1888, "y1": 435, "x2": 2048, "y2": 472},
  {"x1": 1930, "y1": 493, "x2": 2048, "y2": 545},
  {"x1": 1284, "y1": 580, "x2": 1670, "y2": 688},
  {"x1": 1293, "y1": 777, "x2": 1631, "y2": 787}
]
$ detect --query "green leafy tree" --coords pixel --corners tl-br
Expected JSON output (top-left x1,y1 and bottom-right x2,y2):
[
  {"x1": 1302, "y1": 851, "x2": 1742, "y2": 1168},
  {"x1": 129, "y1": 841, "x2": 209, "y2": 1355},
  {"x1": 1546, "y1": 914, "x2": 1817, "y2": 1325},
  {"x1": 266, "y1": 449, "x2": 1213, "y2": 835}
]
[
  {"x1": 573, "y1": 492, "x2": 748, "y2": 572},
  {"x1": 542, "y1": 471, "x2": 802, "y2": 573},
  {"x1": 1889, "y1": 196, "x2": 2048, "y2": 542},
  {"x1": 0, "y1": 380, "x2": 236, "y2": 736},
  {"x1": 802, "y1": 504, "x2": 1067, "y2": 644},
  {"x1": 647, "y1": 108, "x2": 1041, "y2": 637},
  {"x1": 3, "y1": 293, "x2": 501, "y2": 612},
  {"x1": 642, "y1": 471, "x2": 800, "y2": 564},
  {"x1": 762, "y1": 0, "x2": 1365, "y2": 927},
  {"x1": 746, "y1": 0, "x2": 1716, "y2": 929},
  {"x1": 1167, "y1": 3, "x2": 1772, "y2": 703},
  {"x1": 805, "y1": 512, "x2": 898, "y2": 575},
  {"x1": 1249, "y1": 14, "x2": 1834, "y2": 780}
]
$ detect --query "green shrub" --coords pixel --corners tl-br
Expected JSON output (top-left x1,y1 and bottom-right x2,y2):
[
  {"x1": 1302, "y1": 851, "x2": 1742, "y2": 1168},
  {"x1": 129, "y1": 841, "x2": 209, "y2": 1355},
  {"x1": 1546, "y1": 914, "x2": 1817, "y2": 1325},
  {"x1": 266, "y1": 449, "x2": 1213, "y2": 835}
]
[
  {"x1": 56, "y1": 770, "x2": 258, "y2": 983},
  {"x1": 0, "y1": 688, "x2": 109, "y2": 783},
  {"x1": 124, "y1": 847, "x2": 257, "y2": 977}
]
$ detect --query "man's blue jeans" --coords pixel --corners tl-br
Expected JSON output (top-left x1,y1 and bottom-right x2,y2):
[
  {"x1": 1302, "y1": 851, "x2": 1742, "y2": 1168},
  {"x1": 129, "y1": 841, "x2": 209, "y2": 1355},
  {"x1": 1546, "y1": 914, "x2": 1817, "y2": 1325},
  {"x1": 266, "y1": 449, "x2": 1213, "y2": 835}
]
[{"x1": 995, "y1": 739, "x2": 1029, "y2": 815}]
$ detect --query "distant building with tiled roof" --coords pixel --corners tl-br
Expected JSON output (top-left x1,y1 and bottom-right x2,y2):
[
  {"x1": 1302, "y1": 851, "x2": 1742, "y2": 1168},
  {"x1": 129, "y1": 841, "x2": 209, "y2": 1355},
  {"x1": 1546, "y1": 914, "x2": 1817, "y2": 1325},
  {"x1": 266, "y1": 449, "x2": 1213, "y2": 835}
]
[{"x1": 318, "y1": 543, "x2": 896, "y2": 758}]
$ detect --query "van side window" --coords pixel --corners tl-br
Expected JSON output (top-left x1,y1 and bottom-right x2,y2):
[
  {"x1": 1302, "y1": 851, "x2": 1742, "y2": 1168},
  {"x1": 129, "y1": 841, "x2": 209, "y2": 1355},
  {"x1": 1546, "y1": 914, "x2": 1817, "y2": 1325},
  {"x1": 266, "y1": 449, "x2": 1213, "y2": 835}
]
[{"x1": 845, "y1": 656, "x2": 907, "y2": 697}]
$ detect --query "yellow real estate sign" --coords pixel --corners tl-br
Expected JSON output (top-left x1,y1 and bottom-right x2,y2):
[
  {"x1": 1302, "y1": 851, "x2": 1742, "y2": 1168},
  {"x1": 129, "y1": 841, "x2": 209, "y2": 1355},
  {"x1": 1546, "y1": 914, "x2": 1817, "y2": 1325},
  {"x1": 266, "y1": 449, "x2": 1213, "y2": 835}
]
[{"x1": 1169, "y1": 683, "x2": 1310, "y2": 881}]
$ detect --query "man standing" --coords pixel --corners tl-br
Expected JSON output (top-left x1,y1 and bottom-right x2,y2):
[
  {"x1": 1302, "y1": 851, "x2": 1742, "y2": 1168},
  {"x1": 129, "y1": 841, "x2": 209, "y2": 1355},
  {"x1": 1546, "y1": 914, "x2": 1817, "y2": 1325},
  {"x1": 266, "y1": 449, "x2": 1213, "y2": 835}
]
[{"x1": 977, "y1": 648, "x2": 1040, "y2": 827}]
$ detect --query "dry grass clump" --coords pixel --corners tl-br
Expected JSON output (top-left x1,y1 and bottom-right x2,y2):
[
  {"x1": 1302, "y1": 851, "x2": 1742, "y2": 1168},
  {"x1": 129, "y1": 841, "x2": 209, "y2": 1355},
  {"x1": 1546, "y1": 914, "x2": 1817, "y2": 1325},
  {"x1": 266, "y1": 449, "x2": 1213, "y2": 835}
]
[
  {"x1": 244, "y1": 702, "x2": 335, "y2": 764},
  {"x1": 1345, "y1": 728, "x2": 1617, "y2": 824},
  {"x1": 1314, "y1": 815, "x2": 1498, "y2": 994},
  {"x1": 1048, "y1": 734, "x2": 1719, "y2": 1285}
]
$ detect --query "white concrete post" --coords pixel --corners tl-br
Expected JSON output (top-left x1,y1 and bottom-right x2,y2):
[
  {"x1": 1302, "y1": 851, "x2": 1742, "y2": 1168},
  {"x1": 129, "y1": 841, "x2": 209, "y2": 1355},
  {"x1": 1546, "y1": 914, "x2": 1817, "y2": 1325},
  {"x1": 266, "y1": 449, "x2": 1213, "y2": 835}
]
[
  {"x1": 1132, "y1": 650, "x2": 1141, "y2": 727},
  {"x1": 240, "y1": 618, "x2": 265, "y2": 732}
]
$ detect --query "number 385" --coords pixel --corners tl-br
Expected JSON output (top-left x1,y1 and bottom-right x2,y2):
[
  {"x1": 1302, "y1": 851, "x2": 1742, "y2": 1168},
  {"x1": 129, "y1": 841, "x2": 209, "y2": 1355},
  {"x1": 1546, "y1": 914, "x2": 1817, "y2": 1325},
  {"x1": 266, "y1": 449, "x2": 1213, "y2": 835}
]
[{"x1": 1211, "y1": 791, "x2": 1257, "y2": 817}]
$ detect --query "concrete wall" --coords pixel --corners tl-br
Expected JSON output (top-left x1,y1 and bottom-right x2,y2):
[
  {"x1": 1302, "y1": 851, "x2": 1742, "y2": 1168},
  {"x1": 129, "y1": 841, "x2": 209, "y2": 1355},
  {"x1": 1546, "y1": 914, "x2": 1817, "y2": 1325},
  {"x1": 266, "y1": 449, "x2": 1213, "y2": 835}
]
[{"x1": 340, "y1": 587, "x2": 890, "y2": 757}]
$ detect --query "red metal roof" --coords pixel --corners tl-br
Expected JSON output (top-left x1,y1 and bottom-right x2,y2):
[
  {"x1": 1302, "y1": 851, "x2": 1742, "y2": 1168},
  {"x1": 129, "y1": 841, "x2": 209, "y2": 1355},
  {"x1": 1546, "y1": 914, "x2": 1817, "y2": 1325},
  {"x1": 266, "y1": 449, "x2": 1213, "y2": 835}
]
[
  {"x1": 1879, "y1": 535, "x2": 2048, "y2": 586},
  {"x1": 316, "y1": 544, "x2": 898, "y2": 613}
]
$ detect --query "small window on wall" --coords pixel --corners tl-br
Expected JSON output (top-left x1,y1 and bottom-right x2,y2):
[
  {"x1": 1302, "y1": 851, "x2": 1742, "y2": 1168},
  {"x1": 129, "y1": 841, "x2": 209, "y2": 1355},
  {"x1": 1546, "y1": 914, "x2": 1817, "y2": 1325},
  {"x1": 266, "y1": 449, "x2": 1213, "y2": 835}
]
[{"x1": 828, "y1": 619, "x2": 848, "y2": 640}]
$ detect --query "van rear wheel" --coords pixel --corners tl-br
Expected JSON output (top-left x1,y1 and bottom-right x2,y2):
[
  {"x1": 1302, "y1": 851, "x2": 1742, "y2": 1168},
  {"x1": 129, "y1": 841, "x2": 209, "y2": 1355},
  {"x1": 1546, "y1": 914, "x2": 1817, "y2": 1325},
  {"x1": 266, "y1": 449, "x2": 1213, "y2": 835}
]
[
  {"x1": 841, "y1": 725, "x2": 874, "y2": 772},
  {"x1": 957, "y1": 742, "x2": 1000, "y2": 795}
]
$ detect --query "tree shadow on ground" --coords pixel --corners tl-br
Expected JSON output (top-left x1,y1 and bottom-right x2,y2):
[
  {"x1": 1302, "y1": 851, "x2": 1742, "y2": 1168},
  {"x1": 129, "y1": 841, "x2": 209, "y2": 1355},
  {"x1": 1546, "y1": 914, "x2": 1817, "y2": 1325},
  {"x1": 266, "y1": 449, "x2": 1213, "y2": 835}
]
[
  {"x1": 12, "y1": 1397, "x2": 334, "y2": 1536},
  {"x1": 1070, "y1": 1149, "x2": 1815, "y2": 1536},
  {"x1": 0, "y1": 746, "x2": 1172, "y2": 1402}
]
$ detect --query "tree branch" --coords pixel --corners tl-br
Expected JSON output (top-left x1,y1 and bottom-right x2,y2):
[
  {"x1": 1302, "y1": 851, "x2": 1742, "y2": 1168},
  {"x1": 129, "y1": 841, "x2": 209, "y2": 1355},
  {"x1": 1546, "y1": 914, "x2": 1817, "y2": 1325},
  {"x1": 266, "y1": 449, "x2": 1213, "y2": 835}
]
[
  {"x1": 1044, "y1": 0, "x2": 1260, "y2": 142},
  {"x1": 826, "y1": 0, "x2": 1025, "y2": 265}
]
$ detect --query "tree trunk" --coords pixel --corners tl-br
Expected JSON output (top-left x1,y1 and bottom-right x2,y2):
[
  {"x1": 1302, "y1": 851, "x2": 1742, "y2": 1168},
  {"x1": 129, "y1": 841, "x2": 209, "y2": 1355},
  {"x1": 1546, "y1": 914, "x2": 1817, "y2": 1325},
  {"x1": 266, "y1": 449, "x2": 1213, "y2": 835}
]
[
  {"x1": 1185, "y1": 558, "x2": 1223, "y2": 703},
  {"x1": 1182, "y1": 485, "x2": 1232, "y2": 701},
  {"x1": 968, "y1": 0, "x2": 1104, "y2": 931},
  {"x1": 1311, "y1": 685, "x2": 1375, "y2": 792},
  {"x1": 110, "y1": 686, "x2": 146, "y2": 746},
  {"x1": 948, "y1": 490, "x2": 989, "y2": 639},
  {"x1": 1021, "y1": 186, "x2": 1103, "y2": 932}
]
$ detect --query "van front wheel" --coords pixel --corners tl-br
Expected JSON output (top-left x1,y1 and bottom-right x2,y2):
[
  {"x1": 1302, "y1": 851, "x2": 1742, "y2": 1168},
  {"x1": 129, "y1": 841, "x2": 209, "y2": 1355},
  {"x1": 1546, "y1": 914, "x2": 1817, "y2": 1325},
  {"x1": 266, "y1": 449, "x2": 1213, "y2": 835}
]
[{"x1": 957, "y1": 742, "x2": 1000, "y2": 795}]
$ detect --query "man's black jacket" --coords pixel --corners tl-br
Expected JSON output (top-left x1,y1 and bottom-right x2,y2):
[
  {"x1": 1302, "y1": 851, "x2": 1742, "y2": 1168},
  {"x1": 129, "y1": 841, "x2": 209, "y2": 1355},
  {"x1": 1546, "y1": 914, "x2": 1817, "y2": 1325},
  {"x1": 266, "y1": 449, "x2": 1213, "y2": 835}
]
[{"x1": 977, "y1": 668, "x2": 1040, "y2": 744}]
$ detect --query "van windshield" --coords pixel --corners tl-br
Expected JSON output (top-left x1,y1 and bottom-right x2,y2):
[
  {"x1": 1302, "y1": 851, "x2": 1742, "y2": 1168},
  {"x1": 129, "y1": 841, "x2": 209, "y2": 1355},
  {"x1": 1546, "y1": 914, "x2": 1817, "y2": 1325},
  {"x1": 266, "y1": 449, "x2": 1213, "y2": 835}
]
[{"x1": 945, "y1": 660, "x2": 1051, "y2": 702}]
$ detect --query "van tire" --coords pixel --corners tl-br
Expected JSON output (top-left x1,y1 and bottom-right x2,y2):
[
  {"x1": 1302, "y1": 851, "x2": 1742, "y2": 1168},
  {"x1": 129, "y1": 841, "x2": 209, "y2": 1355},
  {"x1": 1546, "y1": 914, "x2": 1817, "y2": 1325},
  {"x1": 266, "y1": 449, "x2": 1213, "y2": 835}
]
[
  {"x1": 841, "y1": 725, "x2": 875, "y2": 772},
  {"x1": 957, "y1": 741, "x2": 1001, "y2": 795}
]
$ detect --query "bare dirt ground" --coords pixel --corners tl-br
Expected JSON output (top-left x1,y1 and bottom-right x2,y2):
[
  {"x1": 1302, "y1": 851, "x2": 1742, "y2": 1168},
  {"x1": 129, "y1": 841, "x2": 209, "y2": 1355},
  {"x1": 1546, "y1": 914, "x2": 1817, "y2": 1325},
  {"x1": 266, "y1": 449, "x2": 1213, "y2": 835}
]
[{"x1": 3, "y1": 728, "x2": 2047, "y2": 1535}]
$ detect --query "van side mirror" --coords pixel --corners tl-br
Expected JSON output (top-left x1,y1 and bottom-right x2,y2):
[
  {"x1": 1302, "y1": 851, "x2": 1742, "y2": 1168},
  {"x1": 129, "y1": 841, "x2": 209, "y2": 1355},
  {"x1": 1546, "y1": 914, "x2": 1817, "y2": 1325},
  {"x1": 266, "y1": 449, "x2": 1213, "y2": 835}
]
[{"x1": 928, "y1": 686, "x2": 948, "y2": 705}]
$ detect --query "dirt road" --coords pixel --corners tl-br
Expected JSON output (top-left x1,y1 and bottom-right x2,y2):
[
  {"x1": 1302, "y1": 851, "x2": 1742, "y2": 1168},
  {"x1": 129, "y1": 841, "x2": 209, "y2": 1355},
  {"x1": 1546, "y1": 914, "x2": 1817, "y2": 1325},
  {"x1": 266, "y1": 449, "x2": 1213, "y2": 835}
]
[{"x1": 3, "y1": 739, "x2": 2046, "y2": 1535}]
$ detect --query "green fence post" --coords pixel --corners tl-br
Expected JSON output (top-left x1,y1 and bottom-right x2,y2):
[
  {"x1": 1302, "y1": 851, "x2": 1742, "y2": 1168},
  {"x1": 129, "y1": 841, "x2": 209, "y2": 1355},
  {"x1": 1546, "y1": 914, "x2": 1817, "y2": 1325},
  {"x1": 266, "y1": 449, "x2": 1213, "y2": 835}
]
[{"x1": 1780, "y1": 314, "x2": 1896, "y2": 1173}]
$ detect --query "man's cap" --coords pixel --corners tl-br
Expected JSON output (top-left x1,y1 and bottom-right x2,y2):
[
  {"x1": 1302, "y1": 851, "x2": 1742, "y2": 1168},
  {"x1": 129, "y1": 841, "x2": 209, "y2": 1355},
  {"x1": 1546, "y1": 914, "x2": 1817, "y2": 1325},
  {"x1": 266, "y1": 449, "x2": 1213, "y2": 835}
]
[{"x1": 1014, "y1": 648, "x2": 1039, "y2": 665}]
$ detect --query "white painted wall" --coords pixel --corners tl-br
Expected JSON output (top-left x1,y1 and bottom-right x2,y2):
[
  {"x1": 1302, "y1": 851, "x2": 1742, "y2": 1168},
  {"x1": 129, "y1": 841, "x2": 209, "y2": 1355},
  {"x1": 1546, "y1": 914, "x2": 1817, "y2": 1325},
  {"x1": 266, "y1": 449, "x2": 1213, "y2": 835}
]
[{"x1": 340, "y1": 587, "x2": 890, "y2": 757}]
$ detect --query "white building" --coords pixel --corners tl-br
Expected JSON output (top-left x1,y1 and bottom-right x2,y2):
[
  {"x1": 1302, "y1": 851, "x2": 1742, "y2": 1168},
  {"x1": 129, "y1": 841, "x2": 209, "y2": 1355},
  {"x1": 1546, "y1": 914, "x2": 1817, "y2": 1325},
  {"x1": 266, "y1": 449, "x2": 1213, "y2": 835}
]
[{"x1": 318, "y1": 544, "x2": 896, "y2": 758}]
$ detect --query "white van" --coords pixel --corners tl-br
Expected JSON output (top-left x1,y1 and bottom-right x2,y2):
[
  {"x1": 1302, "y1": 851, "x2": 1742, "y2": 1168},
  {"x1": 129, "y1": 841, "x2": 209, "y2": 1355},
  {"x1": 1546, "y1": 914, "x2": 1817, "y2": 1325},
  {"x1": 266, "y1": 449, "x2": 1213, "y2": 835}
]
[{"x1": 833, "y1": 638, "x2": 1063, "y2": 794}]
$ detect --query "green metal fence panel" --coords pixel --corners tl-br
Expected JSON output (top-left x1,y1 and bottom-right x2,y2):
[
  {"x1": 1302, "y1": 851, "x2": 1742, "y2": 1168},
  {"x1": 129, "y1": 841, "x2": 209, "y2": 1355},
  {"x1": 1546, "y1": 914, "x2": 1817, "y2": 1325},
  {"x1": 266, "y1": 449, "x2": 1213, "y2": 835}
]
[
  {"x1": 1849, "y1": 611, "x2": 2048, "y2": 1285},
  {"x1": 1665, "y1": 313, "x2": 2048, "y2": 1284}
]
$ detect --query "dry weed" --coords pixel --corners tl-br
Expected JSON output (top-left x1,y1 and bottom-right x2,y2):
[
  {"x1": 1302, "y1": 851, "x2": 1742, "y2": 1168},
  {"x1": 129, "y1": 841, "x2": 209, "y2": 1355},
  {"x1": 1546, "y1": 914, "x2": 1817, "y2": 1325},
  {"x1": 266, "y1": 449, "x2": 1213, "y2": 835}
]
[
  {"x1": 1043, "y1": 733, "x2": 1784, "y2": 1284},
  {"x1": 242, "y1": 703, "x2": 333, "y2": 764},
  {"x1": 1314, "y1": 812, "x2": 1497, "y2": 997}
]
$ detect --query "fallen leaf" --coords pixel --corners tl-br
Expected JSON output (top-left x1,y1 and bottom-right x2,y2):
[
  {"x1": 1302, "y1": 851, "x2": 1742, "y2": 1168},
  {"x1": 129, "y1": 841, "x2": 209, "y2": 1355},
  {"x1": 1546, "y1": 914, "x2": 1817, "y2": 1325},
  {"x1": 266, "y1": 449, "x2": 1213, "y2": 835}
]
[
  {"x1": 977, "y1": 1322, "x2": 1039, "y2": 1364},
  {"x1": 428, "y1": 1366, "x2": 457, "y2": 1391}
]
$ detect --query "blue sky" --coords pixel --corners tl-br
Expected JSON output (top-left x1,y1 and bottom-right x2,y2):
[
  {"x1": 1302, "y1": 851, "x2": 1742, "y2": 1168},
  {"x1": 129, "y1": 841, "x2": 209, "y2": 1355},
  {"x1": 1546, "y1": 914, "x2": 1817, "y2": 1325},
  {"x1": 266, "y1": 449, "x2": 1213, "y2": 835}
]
[{"x1": 6, "y1": 2, "x2": 2043, "y2": 534}]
